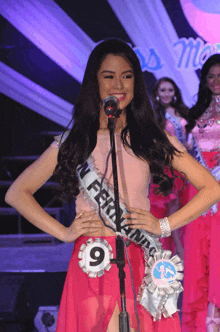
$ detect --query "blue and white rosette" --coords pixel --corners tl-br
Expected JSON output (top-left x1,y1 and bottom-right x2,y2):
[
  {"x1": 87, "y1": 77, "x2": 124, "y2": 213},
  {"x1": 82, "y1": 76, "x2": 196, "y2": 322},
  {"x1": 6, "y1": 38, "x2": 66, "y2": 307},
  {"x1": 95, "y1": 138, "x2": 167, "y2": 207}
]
[{"x1": 138, "y1": 250, "x2": 184, "y2": 320}]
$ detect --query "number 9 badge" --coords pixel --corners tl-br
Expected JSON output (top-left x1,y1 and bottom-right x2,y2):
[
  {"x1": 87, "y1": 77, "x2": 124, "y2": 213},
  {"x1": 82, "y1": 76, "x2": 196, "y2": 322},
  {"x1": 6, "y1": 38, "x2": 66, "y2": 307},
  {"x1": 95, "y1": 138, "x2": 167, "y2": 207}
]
[{"x1": 78, "y1": 238, "x2": 114, "y2": 278}]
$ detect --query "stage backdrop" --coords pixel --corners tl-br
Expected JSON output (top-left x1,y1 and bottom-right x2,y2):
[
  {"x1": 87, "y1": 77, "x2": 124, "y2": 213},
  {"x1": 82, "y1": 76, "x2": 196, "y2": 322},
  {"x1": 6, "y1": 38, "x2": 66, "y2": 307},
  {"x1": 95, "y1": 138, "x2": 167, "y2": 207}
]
[{"x1": 0, "y1": 0, "x2": 220, "y2": 127}]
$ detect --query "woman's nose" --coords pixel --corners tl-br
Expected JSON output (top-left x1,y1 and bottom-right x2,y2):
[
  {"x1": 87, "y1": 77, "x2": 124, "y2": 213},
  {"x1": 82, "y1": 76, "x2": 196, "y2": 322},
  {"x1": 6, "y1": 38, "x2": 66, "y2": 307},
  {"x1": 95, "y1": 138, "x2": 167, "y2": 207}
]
[
  {"x1": 214, "y1": 76, "x2": 220, "y2": 84},
  {"x1": 114, "y1": 77, "x2": 123, "y2": 89}
]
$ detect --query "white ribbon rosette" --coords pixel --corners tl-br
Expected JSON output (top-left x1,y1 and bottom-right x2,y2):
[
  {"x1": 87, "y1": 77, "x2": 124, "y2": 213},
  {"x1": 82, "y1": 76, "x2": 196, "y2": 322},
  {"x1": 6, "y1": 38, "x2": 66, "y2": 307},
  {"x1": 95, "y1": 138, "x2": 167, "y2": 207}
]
[
  {"x1": 138, "y1": 250, "x2": 184, "y2": 320},
  {"x1": 78, "y1": 238, "x2": 113, "y2": 278}
]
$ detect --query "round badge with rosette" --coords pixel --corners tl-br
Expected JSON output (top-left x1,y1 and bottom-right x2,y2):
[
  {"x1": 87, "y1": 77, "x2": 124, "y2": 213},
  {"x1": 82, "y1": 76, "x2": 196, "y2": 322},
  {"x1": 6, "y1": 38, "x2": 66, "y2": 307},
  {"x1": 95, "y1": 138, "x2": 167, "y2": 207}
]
[
  {"x1": 138, "y1": 249, "x2": 184, "y2": 320},
  {"x1": 143, "y1": 250, "x2": 184, "y2": 295},
  {"x1": 78, "y1": 238, "x2": 113, "y2": 278}
]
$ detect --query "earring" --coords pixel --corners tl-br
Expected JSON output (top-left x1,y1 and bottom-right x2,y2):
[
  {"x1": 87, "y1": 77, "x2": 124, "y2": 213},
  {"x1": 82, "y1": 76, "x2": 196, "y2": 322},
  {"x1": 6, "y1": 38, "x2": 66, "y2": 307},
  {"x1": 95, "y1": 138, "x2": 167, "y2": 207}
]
[
  {"x1": 173, "y1": 96, "x2": 177, "y2": 102},
  {"x1": 156, "y1": 95, "x2": 160, "y2": 101}
]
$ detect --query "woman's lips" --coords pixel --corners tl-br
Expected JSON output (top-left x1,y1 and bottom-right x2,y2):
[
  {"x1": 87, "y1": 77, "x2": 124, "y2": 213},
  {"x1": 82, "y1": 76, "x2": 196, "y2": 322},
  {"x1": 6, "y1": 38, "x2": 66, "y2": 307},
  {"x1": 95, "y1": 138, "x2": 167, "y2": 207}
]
[{"x1": 111, "y1": 94, "x2": 126, "y2": 101}]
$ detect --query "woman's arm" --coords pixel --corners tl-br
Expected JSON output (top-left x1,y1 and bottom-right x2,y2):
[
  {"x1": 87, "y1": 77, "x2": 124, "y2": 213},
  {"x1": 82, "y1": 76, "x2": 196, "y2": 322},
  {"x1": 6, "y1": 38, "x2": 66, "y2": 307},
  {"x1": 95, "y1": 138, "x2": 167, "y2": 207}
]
[
  {"x1": 5, "y1": 145, "x2": 102, "y2": 242},
  {"x1": 124, "y1": 137, "x2": 220, "y2": 235},
  {"x1": 5, "y1": 145, "x2": 69, "y2": 241},
  {"x1": 168, "y1": 149, "x2": 220, "y2": 230},
  {"x1": 166, "y1": 133, "x2": 220, "y2": 229}
]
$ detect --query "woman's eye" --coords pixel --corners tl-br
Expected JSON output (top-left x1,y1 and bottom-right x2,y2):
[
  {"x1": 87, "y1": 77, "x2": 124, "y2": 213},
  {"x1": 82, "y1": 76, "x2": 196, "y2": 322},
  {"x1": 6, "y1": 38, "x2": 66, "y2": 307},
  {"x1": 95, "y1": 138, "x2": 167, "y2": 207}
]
[
  {"x1": 123, "y1": 74, "x2": 133, "y2": 79},
  {"x1": 104, "y1": 75, "x2": 114, "y2": 79}
]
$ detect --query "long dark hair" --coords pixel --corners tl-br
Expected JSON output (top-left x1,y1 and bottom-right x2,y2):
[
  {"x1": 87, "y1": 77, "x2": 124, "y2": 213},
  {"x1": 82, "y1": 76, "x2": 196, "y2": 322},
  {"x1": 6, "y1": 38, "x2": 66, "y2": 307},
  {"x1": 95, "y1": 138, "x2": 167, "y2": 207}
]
[
  {"x1": 53, "y1": 39, "x2": 182, "y2": 202},
  {"x1": 186, "y1": 54, "x2": 220, "y2": 133},
  {"x1": 152, "y1": 77, "x2": 188, "y2": 129}
]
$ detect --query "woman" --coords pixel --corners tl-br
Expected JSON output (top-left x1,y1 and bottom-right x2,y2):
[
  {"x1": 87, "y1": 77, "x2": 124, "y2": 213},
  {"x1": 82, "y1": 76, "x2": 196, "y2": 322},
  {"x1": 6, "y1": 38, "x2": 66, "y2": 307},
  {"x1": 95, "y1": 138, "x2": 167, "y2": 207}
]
[
  {"x1": 150, "y1": 77, "x2": 189, "y2": 258},
  {"x1": 182, "y1": 54, "x2": 220, "y2": 332},
  {"x1": 151, "y1": 77, "x2": 189, "y2": 139},
  {"x1": 5, "y1": 40, "x2": 220, "y2": 332}
]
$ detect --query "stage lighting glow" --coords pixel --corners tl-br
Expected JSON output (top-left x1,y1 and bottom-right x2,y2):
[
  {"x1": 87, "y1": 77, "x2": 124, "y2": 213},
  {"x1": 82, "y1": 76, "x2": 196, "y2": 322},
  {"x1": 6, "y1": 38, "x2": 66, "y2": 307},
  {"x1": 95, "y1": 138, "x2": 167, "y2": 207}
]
[{"x1": 180, "y1": 0, "x2": 220, "y2": 45}]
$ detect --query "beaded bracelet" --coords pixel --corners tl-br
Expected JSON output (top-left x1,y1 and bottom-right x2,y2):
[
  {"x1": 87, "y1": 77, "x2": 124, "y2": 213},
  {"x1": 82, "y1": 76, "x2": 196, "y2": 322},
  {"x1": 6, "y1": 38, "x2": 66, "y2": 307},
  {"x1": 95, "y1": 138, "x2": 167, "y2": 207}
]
[{"x1": 159, "y1": 217, "x2": 171, "y2": 238}]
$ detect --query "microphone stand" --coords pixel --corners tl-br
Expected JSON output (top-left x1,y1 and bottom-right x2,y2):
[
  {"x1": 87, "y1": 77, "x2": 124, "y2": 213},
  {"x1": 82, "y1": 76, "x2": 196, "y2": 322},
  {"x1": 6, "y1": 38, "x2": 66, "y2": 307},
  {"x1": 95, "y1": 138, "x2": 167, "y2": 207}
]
[{"x1": 108, "y1": 115, "x2": 130, "y2": 332}]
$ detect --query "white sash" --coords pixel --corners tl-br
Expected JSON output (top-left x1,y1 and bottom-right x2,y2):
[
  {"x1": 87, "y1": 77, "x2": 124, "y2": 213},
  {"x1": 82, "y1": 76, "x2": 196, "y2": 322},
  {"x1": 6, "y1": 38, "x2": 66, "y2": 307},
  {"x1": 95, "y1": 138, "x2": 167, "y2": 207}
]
[
  {"x1": 165, "y1": 111, "x2": 185, "y2": 144},
  {"x1": 76, "y1": 154, "x2": 161, "y2": 257}
]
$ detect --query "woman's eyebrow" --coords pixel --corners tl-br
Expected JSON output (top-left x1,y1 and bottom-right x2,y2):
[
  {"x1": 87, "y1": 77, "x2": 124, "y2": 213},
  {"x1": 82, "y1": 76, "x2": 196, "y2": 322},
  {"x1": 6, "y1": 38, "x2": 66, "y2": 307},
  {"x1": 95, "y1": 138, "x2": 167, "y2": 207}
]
[
  {"x1": 100, "y1": 70, "x2": 114, "y2": 74},
  {"x1": 100, "y1": 70, "x2": 133, "y2": 74}
]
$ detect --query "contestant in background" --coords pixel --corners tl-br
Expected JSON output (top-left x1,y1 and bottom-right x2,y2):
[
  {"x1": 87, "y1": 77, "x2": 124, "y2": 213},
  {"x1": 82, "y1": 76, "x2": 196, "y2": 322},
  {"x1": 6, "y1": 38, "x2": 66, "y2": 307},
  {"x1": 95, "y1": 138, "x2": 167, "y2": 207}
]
[
  {"x1": 182, "y1": 54, "x2": 220, "y2": 332},
  {"x1": 150, "y1": 77, "x2": 189, "y2": 259},
  {"x1": 4, "y1": 40, "x2": 220, "y2": 332}
]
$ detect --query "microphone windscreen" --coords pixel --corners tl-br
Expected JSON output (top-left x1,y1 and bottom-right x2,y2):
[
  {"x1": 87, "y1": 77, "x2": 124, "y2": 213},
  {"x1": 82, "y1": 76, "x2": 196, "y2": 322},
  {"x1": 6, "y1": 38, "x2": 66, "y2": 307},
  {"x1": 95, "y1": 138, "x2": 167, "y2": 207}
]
[{"x1": 103, "y1": 96, "x2": 119, "y2": 117}]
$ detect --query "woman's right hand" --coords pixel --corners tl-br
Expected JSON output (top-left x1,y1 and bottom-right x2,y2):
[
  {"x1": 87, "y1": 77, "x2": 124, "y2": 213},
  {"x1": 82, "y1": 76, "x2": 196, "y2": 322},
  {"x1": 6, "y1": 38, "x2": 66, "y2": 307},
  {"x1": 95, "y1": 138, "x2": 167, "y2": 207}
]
[{"x1": 63, "y1": 211, "x2": 103, "y2": 243}]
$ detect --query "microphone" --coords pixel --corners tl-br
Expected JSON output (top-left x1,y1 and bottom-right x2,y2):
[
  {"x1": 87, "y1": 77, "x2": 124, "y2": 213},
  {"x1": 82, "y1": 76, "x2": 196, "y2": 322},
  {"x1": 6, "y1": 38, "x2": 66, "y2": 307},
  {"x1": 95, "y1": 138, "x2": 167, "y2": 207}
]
[{"x1": 103, "y1": 96, "x2": 121, "y2": 118}]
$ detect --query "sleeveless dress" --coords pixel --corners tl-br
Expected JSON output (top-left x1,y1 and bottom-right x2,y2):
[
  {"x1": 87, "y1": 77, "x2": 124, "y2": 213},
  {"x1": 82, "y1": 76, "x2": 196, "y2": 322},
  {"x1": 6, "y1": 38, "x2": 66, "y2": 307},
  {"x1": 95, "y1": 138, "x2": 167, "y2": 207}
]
[
  {"x1": 149, "y1": 112, "x2": 188, "y2": 252},
  {"x1": 55, "y1": 132, "x2": 184, "y2": 331},
  {"x1": 182, "y1": 98, "x2": 220, "y2": 331}
]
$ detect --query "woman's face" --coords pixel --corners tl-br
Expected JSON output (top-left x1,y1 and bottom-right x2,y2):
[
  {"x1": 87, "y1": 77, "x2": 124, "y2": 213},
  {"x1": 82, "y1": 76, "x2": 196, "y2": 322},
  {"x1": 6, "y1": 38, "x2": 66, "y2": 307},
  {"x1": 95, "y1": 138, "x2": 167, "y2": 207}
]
[
  {"x1": 157, "y1": 81, "x2": 175, "y2": 106},
  {"x1": 97, "y1": 54, "x2": 134, "y2": 112},
  {"x1": 206, "y1": 64, "x2": 220, "y2": 95}
]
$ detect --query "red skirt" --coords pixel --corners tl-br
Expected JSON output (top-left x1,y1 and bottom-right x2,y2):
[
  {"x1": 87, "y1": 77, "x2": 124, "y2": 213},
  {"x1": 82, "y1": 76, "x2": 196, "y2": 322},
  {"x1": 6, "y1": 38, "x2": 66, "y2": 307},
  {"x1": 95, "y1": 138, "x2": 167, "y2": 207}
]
[
  {"x1": 56, "y1": 236, "x2": 181, "y2": 331},
  {"x1": 182, "y1": 151, "x2": 220, "y2": 331}
]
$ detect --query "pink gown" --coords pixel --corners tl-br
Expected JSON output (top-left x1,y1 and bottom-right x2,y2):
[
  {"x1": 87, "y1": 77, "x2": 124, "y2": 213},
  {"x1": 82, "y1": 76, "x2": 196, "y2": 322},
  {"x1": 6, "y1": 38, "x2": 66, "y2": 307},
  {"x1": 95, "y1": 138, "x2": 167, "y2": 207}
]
[
  {"x1": 182, "y1": 102, "x2": 220, "y2": 331},
  {"x1": 55, "y1": 132, "x2": 184, "y2": 331}
]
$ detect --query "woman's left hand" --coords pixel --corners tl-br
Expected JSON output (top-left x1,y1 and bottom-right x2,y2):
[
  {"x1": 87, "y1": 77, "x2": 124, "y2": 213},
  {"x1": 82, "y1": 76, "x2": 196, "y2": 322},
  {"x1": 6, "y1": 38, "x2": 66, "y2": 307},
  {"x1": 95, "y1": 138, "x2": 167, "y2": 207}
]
[{"x1": 123, "y1": 207, "x2": 161, "y2": 236}]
